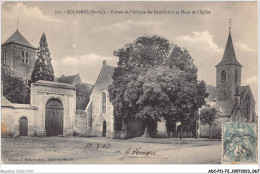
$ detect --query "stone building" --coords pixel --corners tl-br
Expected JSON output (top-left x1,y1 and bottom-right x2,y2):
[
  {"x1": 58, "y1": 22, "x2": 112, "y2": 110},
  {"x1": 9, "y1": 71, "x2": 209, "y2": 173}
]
[
  {"x1": 1, "y1": 80, "x2": 76, "y2": 137},
  {"x1": 85, "y1": 61, "x2": 169, "y2": 138},
  {"x1": 57, "y1": 74, "x2": 94, "y2": 135},
  {"x1": 200, "y1": 29, "x2": 257, "y2": 138},
  {"x1": 1, "y1": 29, "x2": 36, "y2": 81},
  {"x1": 85, "y1": 61, "x2": 115, "y2": 138},
  {"x1": 57, "y1": 74, "x2": 82, "y2": 85},
  {"x1": 86, "y1": 28, "x2": 257, "y2": 139}
]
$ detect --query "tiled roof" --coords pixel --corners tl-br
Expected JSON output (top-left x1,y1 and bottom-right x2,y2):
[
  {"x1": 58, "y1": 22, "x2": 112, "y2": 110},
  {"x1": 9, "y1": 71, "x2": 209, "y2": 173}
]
[
  {"x1": 90, "y1": 65, "x2": 115, "y2": 98},
  {"x1": 58, "y1": 74, "x2": 81, "y2": 85},
  {"x1": 240, "y1": 85, "x2": 249, "y2": 99},
  {"x1": 205, "y1": 84, "x2": 217, "y2": 103},
  {"x1": 215, "y1": 100, "x2": 235, "y2": 116},
  {"x1": 2, "y1": 30, "x2": 35, "y2": 49},
  {"x1": 216, "y1": 32, "x2": 242, "y2": 67}
]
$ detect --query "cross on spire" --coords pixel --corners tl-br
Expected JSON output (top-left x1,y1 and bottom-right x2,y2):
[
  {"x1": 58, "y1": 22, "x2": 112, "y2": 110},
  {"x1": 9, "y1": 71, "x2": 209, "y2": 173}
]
[
  {"x1": 229, "y1": 18, "x2": 232, "y2": 34},
  {"x1": 17, "y1": 20, "x2": 19, "y2": 31}
]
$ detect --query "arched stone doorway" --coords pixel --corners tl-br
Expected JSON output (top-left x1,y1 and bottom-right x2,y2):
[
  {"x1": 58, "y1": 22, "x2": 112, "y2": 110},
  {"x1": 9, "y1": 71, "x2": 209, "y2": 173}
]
[
  {"x1": 45, "y1": 98, "x2": 64, "y2": 136},
  {"x1": 102, "y1": 121, "x2": 107, "y2": 137},
  {"x1": 19, "y1": 117, "x2": 28, "y2": 136}
]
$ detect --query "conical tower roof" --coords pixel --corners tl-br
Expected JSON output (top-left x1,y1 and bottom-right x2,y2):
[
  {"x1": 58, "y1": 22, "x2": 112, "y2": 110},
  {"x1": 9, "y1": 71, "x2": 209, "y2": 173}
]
[
  {"x1": 2, "y1": 29, "x2": 35, "y2": 49},
  {"x1": 216, "y1": 31, "x2": 242, "y2": 67}
]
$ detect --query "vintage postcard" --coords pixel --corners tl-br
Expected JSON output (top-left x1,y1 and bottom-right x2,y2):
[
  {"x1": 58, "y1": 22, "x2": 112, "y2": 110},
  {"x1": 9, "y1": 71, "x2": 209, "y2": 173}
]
[{"x1": 1, "y1": 1, "x2": 258, "y2": 173}]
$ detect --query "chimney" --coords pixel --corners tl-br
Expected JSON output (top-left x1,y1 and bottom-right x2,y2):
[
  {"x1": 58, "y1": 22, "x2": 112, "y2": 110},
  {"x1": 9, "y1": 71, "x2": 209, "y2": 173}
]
[{"x1": 103, "y1": 60, "x2": 106, "y2": 66}]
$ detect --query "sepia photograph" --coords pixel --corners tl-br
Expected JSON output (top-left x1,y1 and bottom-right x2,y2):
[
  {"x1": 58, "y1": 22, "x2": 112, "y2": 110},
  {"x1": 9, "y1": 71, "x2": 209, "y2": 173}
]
[{"x1": 0, "y1": 1, "x2": 258, "y2": 172}]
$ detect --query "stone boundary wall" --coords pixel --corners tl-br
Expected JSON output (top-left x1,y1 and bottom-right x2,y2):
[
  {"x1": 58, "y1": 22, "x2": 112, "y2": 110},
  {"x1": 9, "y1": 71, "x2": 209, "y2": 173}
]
[{"x1": 75, "y1": 110, "x2": 87, "y2": 136}]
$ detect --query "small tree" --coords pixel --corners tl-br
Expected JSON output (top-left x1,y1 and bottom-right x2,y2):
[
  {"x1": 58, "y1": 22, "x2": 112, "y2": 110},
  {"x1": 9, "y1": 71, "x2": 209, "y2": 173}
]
[
  {"x1": 200, "y1": 106, "x2": 220, "y2": 139},
  {"x1": 31, "y1": 33, "x2": 54, "y2": 83},
  {"x1": 1, "y1": 65, "x2": 30, "y2": 104}
]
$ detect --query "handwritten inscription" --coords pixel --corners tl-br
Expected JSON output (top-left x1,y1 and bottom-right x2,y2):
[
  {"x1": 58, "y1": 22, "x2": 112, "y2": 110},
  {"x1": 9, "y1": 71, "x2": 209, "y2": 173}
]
[
  {"x1": 85, "y1": 143, "x2": 111, "y2": 150},
  {"x1": 118, "y1": 147, "x2": 156, "y2": 160}
]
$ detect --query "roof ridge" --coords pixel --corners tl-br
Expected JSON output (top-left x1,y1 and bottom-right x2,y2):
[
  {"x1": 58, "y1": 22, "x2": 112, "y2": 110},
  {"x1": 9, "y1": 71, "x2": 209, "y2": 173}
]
[{"x1": 2, "y1": 30, "x2": 35, "y2": 49}]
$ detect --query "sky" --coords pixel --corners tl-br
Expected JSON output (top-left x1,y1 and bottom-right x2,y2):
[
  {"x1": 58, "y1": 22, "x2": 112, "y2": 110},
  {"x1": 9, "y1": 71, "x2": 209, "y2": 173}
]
[{"x1": 1, "y1": 1, "x2": 258, "y2": 111}]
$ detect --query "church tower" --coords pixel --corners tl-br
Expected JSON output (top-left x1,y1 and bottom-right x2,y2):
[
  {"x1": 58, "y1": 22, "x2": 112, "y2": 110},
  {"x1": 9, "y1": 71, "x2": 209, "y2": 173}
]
[
  {"x1": 216, "y1": 21, "x2": 242, "y2": 102},
  {"x1": 1, "y1": 29, "x2": 36, "y2": 81}
]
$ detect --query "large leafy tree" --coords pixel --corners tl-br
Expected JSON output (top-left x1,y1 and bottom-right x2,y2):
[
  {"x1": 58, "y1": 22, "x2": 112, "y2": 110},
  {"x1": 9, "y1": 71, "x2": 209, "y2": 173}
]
[
  {"x1": 109, "y1": 35, "x2": 208, "y2": 138},
  {"x1": 200, "y1": 106, "x2": 220, "y2": 139},
  {"x1": 1, "y1": 65, "x2": 30, "y2": 104},
  {"x1": 31, "y1": 33, "x2": 54, "y2": 83}
]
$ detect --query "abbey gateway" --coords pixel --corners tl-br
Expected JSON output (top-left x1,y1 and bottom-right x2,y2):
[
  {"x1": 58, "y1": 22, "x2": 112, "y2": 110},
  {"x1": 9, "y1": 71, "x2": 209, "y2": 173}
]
[{"x1": 1, "y1": 27, "x2": 257, "y2": 138}]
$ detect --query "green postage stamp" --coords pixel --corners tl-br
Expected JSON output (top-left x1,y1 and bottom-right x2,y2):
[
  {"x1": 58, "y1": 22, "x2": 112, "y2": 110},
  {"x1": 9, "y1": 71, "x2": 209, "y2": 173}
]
[{"x1": 222, "y1": 122, "x2": 258, "y2": 164}]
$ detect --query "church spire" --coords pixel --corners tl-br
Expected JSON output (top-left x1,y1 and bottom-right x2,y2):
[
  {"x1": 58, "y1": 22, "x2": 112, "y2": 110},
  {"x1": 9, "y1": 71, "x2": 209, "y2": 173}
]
[
  {"x1": 229, "y1": 18, "x2": 231, "y2": 34},
  {"x1": 215, "y1": 19, "x2": 242, "y2": 67}
]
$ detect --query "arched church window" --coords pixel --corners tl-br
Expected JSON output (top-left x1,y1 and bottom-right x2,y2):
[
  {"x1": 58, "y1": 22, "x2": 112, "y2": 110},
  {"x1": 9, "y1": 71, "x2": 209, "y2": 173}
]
[
  {"x1": 235, "y1": 70, "x2": 238, "y2": 83},
  {"x1": 246, "y1": 98, "x2": 250, "y2": 118},
  {"x1": 101, "y1": 92, "x2": 106, "y2": 113},
  {"x1": 221, "y1": 70, "x2": 227, "y2": 83}
]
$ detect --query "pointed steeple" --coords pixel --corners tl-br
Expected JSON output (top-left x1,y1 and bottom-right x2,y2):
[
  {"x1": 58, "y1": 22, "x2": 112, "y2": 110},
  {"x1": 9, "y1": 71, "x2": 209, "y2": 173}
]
[
  {"x1": 216, "y1": 22, "x2": 242, "y2": 67},
  {"x1": 2, "y1": 30, "x2": 35, "y2": 49}
]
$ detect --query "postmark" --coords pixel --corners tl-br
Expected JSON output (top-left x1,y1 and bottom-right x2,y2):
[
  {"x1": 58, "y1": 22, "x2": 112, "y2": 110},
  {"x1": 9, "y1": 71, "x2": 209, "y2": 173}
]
[{"x1": 222, "y1": 122, "x2": 257, "y2": 164}]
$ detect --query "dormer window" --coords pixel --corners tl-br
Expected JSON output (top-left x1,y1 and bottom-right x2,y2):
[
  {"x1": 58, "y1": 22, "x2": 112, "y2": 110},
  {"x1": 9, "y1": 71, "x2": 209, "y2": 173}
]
[
  {"x1": 221, "y1": 70, "x2": 227, "y2": 83},
  {"x1": 101, "y1": 92, "x2": 106, "y2": 113}
]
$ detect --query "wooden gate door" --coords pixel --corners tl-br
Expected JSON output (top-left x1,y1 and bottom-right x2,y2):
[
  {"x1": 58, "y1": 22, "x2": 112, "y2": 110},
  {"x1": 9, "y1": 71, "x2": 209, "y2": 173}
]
[
  {"x1": 45, "y1": 98, "x2": 64, "y2": 136},
  {"x1": 19, "y1": 117, "x2": 28, "y2": 136},
  {"x1": 102, "y1": 121, "x2": 107, "y2": 137}
]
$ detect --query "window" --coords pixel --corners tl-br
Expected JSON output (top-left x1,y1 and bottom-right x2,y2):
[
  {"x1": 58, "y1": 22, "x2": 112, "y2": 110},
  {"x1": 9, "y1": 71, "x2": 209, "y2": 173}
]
[
  {"x1": 26, "y1": 52, "x2": 28, "y2": 58},
  {"x1": 235, "y1": 70, "x2": 238, "y2": 83},
  {"x1": 2, "y1": 50, "x2": 7, "y2": 63},
  {"x1": 22, "y1": 51, "x2": 24, "y2": 57},
  {"x1": 26, "y1": 59, "x2": 29, "y2": 64},
  {"x1": 101, "y1": 92, "x2": 106, "y2": 113},
  {"x1": 221, "y1": 70, "x2": 227, "y2": 83},
  {"x1": 236, "y1": 109, "x2": 240, "y2": 122},
  {"x1": 246, "y1": 98, "x2": 250, "y2": 118}
]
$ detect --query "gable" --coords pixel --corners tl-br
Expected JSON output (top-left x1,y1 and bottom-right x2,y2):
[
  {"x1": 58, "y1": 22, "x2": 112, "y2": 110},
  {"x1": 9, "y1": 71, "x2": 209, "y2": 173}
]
[
  {"x1": 2, "y1": 30, "x2": 35, "y2": 49},
  {"x1": 240, "y1": 85, "x2": 255, "y2": 104},
  {"x1": 91, "y1": 65, "x2": 114, "y2": 96}
]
